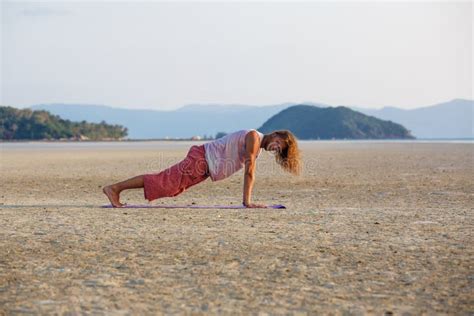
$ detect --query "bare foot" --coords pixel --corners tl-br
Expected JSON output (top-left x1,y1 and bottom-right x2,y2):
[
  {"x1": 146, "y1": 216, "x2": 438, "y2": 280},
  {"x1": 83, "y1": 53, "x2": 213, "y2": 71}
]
[{"x1": 102, "y1": 185, "x2": 124, "y2": 207}]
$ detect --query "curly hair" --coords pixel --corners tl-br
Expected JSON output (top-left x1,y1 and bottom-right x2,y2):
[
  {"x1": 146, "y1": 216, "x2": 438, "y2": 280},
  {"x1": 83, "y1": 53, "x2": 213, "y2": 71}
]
[{"x1": 271, "y1": 130, "x2": 301, "y2": 175}]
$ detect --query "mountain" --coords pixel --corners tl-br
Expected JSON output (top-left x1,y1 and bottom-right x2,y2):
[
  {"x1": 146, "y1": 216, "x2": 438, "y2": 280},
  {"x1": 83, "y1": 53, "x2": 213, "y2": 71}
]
[
  {"x1": 0, "y1": 106, "x2": 127, "y2": 140},
  {"x1": 29, "y1": 99, "x2": 473, "y2": 139},
  {"x1": 351, "y1": 99, "x2": 473, "y2": 139},
  {"x1": 259, "y1": 105, "x2": 414, "y2": 140},
  {"x1": 30, "y1": 103, "x2": 300, "y2": 139}
]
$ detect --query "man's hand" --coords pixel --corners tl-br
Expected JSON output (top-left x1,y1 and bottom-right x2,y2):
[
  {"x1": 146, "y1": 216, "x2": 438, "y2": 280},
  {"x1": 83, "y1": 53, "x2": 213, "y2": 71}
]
[{"x1": 243, "y1": 202, "x2": 268, "y2": 208}]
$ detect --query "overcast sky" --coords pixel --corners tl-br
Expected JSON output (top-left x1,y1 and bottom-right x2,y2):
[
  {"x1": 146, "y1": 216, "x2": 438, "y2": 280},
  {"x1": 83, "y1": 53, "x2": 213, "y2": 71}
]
[{"x1": 2, "y1": 1, "x2": 472, "y2": 110}]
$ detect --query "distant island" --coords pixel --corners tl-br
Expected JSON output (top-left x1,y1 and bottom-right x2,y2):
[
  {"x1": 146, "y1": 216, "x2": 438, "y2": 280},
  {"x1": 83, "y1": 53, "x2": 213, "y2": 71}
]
[
  {"x1": 0, "y1": 106, "x2": 127, "y2": 140},
  {"x1": 259, "y1": 105, "x2": 415, "y2": 140},
  {"x1": 5, "y1": 100, "x2": 472, "y2": 140}
]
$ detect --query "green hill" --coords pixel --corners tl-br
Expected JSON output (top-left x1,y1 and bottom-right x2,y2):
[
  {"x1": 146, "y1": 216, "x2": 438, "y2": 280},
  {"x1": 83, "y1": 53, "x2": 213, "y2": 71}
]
[
  {"x1": 259, "y1": 105, "x2": 414, "y2": 140},
  {"x1": 0, "y1": 106, "x2": 127, "y2": 140}
]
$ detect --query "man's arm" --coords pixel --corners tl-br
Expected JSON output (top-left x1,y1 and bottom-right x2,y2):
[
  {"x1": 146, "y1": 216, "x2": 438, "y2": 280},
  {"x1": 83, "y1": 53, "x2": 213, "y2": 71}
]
[{"x1": 242, "y1": 131, "x2": 266, "y2": 208}]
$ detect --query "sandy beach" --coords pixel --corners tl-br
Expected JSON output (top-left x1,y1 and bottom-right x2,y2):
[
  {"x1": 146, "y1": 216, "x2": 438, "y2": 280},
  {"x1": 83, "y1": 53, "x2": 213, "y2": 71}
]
[{"x1": 0, "y1": 141, "x2": 472, "y2": 314}]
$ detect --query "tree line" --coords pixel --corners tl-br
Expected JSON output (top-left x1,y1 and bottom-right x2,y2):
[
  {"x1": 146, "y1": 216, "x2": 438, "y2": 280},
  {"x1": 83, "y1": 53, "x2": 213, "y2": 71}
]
[{"x1": 0, "y1": 106, "x2": 128, "y2": 140}]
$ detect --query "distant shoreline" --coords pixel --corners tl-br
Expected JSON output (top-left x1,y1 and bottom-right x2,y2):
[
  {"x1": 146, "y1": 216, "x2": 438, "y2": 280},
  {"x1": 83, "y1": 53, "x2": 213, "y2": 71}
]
[
  {"x1": 1, "y1": 138, "x2": 473, "y2": 144},
  {"x1": 0, "y1": 138, "x2": 211, "y2": 143}
]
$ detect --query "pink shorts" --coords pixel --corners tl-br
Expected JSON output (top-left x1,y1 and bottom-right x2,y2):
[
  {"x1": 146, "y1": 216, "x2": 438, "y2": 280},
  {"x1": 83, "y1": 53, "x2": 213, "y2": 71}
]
[{"x1": 143, "y1": 145, "x2": 209, "y2": 201}]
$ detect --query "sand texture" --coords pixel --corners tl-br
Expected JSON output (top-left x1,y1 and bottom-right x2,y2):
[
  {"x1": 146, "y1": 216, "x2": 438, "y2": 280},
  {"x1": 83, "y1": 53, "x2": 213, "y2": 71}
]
[{"x1": 0, "y1": 141, "x2": 473, "y2": 314}]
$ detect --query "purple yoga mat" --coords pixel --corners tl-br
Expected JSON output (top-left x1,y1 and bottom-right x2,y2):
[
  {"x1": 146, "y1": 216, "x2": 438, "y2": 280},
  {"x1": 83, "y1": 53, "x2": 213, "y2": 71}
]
[{"x1": 101, "y1": 204, "x2": 286, "y2": 209}]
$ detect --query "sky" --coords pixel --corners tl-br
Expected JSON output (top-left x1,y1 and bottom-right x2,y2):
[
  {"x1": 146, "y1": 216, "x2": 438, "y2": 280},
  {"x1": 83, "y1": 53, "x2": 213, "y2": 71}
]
[{"x1": 1, "y1": 1, "x2": 472, "y2": 110}]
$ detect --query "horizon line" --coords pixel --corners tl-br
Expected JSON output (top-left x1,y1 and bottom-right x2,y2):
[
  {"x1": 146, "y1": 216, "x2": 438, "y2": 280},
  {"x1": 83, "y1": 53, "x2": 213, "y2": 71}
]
[{"x1": 5, "y1": 98, "x2": 473, "y2": 112}]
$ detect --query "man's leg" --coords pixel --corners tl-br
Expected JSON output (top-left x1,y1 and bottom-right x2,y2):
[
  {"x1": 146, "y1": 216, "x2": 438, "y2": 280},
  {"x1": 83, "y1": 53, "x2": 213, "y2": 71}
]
[
  {"x1": 103, "y1": 175, "x2": 144, "y2": 207},
  {"x1": 142, "y1": 146, "x2": 208, "y2": 202}
]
